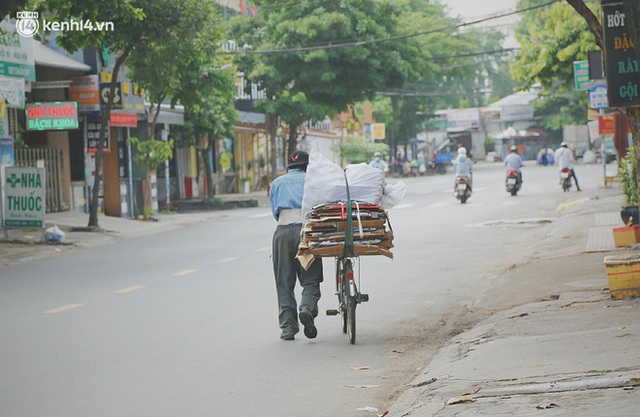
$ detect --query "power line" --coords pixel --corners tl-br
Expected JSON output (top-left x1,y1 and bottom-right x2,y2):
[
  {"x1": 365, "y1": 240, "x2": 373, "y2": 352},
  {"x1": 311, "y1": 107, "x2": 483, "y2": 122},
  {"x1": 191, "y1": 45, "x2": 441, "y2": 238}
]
[{"x1": 217, "y1": 0, "x2": 560, "y2": 56}]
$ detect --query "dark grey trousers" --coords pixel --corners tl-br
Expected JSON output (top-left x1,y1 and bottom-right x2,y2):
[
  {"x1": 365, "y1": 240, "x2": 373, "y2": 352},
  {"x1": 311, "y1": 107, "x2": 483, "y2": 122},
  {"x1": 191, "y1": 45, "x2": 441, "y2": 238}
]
[{"x1": 272, "y1": 224, "x2": 323, "y2": 333}]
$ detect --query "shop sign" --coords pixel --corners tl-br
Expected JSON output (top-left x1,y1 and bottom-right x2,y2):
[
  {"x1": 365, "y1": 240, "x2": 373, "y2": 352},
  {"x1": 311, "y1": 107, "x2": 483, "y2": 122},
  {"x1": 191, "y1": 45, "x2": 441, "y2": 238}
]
[
  {"x1": 86, "y1": 117, "x2": 110, "y2": 153},
  {"x1": 0, "y1": 18, "x2": 36, "y2": 82},
  {"x1": 110, "y1": 111, "x2": 137, "y2": 127},
  {"x1": 372, "y1": 123, "x2": 386, "y2": 140},
  {"x1": 589, "y1": 83, "x2": 609, "y2": 110},
  {"x1": 598, "y1": 114, "x2": 615, "y2": 135},
  {"x1": 0, "y1": 74, "x2": 25, "y2": 108},
  {"x1": 2, "y1": 166, "x2": 46, "y2": 228},
  {"x1": 69, "y1": 75, "x2": 101, "y2": 115},
  {"x1": 99, "y1": 82, "x2": 122, "y2": 109},
  {"x1": 602, "y1": 1, "x2": 640, "y2": 107},
  {"x1": 26, "y1": 101, "x2": 79, "y2": 131},
  {"x1": 574, "y1": 60, "x2": 593, "y2": 91}
]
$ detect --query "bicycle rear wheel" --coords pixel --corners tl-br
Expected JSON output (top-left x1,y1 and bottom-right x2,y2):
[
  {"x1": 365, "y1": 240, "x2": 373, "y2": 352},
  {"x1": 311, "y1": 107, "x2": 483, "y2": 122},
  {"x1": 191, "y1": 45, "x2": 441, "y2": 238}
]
[{"x1": 344, "y1": 259, "x2": 357, "y2": 344}]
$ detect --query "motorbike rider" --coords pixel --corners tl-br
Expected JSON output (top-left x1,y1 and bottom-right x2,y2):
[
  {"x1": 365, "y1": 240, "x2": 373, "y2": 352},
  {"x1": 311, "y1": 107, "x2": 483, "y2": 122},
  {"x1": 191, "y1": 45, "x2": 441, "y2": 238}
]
[
  {"x1": 453, "y1": 147, "x2": 473, "y2": 190},
  {"x1": 555, "y1": 142, "x2": 581, "y2": 191},
  {"x1": 504, "y1": 146, "x2": 523, "y2": 184},
  {"x1": 369, "y1": 151, "x2": 389, "y2": 173}
]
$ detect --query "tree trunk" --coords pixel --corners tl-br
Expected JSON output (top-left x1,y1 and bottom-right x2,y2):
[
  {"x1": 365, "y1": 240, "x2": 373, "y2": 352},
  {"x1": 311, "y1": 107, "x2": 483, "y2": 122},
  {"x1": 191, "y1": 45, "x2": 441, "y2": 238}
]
[
  {"x1": 267, "y1": 114, "x2": 278, "y2": 182},
  {"x1": 88, "y1": 46, "x2": 132, "y2": 228},
  {"x1": 202, "y1": 135, "x2": 215, "y2": 198},
  {"x1": 565, "y1": 0, "x2": 604, "y2": 50},
  {"x1": 287, "y1": 123, "x2": 298, "y2": 157}
]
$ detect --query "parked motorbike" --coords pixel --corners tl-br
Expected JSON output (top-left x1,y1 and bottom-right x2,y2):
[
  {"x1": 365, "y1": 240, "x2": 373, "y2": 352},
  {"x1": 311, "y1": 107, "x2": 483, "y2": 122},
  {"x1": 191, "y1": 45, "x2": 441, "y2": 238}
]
[
  {"x1": 506, "y1": 168, "x2": 521, "y2": 196},
  {"x1": 454, "y1": 176, "x2": 471, "y2": 204},
  {"x1": 560, "y1": 168, "x2": 572, "y2": 192}
]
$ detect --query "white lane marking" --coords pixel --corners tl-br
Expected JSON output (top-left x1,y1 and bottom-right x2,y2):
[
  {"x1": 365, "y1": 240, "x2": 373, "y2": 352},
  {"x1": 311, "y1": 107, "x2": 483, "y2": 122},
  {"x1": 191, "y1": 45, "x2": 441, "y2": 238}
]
[
  {"x1": 528, "y1": 185, "x2": 541, "y2": 190},
  {"x1": 474, "y1": 187, "x2": 487, "y2": 191},
  {"x1": 249, "y1": 212, "x2": 271, "y2": 219},
  {"x1": 44, "y1": 304, "x2": 84, "y2": 314},
  {"x1": 417, "y1": 190, "x2": 433, "y2": 195},
  {"x1": 115, "y1": 285, "x2": 146, "y2": 294},
  {"x1": 256, "y1": 247, "x2": 270, "y2": 252},
  {"x1": 391, "y1": 203, "x2": 414, "y2": 210},
  {"x1": 428, "y1": 201, "x2": 450, "y2": 208},
  {"x1": 219, "y1": 257, "x2": 239, "y2": 263},
  {"x1": 174, "y1": 268, "x2": 199, "y2": 276}
]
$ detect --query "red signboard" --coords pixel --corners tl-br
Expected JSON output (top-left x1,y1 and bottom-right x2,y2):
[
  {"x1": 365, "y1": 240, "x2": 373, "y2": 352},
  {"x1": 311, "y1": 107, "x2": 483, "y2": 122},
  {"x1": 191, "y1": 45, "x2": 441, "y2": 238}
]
[
  {"x1": 598, "y1": 115, "x2": 615, "y2": 135},
  {"x1": 110, "y1": 111, "x2": 138, "y2": 127}
]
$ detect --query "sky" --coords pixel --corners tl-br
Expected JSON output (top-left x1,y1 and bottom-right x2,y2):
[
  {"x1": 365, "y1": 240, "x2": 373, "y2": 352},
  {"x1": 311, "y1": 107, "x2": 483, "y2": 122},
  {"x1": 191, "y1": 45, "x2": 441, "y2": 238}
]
[
  {"x1": 441, "y1": 0, "x2": 521, "y2": 49},
  {"x1": 442, "y1": 0, "x2": 519, "y2": 20}
]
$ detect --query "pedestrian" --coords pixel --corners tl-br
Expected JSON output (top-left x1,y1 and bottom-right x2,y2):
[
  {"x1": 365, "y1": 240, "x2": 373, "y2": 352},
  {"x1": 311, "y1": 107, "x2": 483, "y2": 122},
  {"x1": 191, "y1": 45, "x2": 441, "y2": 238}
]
[
  {"x1": 269, "y1": 150, "x2": 324, "y2": 341},
  {"x1": 504, "y1": 146, "x2": 524, "y2": 183},
  {"x1": 555, "y1": 142, "x2": 581, "y2": 191}
]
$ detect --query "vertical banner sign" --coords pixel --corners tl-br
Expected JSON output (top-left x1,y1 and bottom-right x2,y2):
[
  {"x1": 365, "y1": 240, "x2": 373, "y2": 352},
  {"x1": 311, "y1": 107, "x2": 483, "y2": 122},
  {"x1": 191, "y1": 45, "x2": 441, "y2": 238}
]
[
  {"x1": 86, "y1": 117, "x2": 110, "y2": 153},
  {"x1": 2, "y1": 166, "x2": 46, "y2": 228},
  {"x1": 602, "y1": 1, "x2": 640, "y2": 107}
]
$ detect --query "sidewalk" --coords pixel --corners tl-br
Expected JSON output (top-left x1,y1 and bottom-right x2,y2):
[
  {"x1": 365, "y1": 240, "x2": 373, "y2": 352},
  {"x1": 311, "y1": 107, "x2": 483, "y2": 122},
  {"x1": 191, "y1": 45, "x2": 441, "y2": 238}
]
[{"x1": 386, "y1": 187, "x2": 640, "y2": 416}]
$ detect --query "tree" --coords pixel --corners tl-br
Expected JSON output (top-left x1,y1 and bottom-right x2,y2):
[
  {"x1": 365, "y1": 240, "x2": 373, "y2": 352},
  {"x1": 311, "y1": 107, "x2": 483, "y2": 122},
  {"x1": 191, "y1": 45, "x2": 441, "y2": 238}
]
[
  {"x1": 334, "y1": 135, "x2": 389, "y2": 165},
  {"x1": 127, "y1": 137, "x2": 173, "y2": 219},
  {"x1": 511, "y1": 1, "x2": 599, "y2": 131},
  {"x1": 175, "y1": 66, "x2": 238, "y2": 198},
  {"x1": 564, "y1": 0, "x2": 640, "y2": 212},
  {"x1": 42, "y1": 0, "x2": 218, "y2": 228},
  {"x1": 125, "y1": 0, "x2": 234, "y2": 204},
  {"x1": 227, "y1": 0, "x2": 421, "y2": 165}
]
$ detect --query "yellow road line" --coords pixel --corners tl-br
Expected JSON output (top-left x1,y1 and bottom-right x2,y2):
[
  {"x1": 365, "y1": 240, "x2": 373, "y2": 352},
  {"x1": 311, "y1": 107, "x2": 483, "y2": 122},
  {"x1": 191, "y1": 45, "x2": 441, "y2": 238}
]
[
  {"x1": 219, "y1": 257, "x2": 239, "y2": 263},
  {"x1": 115, "y1": 285, "x2": 146, "y2": 294},
  {"x1": 173, "y1": 268, "x2": 199, "y2": 276},
  {"x1": 44, "y1": 304, "x2": 84, "y2": 314}
]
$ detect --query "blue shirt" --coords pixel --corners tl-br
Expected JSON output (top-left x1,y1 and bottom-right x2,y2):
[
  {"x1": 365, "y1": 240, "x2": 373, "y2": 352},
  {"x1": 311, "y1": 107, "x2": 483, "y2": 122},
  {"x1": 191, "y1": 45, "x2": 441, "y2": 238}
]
[
  {"x1": 269, "y1": 169, "x2": 305, "y2": 221},
  {"x1": 504, "y1": 152, "x2": 523, "y2": 172}
]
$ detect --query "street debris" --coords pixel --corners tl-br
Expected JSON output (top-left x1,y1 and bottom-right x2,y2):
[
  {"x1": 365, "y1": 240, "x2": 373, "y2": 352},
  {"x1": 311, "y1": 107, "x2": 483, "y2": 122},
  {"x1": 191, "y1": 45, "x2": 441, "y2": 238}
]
[
  {"x1": 536, "y1": 403, "x2": 560, "y2": 409},
  {"x1": 346, "y1": 384, "x2": 380, "y2": 389},
  {"x1": 412, "y1": 377, "x2": 437, "y2": 388},
  {"x1": 445, "y1": 396, "x2": 476, "y2": 405},
  {"x1": 350, "y1": 366, "x2": 370, "y2": 371},
  {"x1": 356, "y1": 406, "x2": 378, "y2": 412}
]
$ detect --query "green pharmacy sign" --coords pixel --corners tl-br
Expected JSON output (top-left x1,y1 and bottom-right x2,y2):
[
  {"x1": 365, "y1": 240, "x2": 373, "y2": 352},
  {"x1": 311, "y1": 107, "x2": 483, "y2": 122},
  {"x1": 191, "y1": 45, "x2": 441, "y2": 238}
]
[
  {"x1": 2, "y1": 167, "x2": 46, "y2": 228},
  {"x1": 25, "y1": 101, "x2": 79, "y2": 131}
]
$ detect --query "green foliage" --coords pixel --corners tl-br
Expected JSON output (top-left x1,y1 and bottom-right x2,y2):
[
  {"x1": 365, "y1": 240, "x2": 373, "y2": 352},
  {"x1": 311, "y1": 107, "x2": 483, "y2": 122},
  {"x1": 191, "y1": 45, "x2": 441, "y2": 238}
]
[
  {"x1": 334, "y1": 136, "x2": 390, "y2": 164},
  {"x1": 619, "y1": 147, "x2": 638, "y2": 208},
  {"x1": 128, "y1": 137, "x2": 174, "y2": 170},
  {"x1": 484, "y1": 135, "x2": 495, "y2": 153},
  {"x1": 512, "y1": 1, "x2": 599, "y2": 92}
]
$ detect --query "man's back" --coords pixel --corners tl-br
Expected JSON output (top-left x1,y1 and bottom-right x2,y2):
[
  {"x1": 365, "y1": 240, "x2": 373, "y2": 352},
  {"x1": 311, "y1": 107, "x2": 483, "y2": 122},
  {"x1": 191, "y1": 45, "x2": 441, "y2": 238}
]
[{"x1": 504, "y1": 152, "x2": 522, "y2": 171}]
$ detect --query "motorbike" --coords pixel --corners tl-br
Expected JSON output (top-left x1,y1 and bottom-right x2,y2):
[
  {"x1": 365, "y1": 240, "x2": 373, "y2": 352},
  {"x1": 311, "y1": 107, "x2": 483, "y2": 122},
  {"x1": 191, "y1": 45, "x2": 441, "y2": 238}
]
[
  {"x1": 506, "y1": 168, "x2": 521, "y2": 196},
  {"x1": 560, "y1": 168, "x2": 572, "y2": 192},
  {"x1": 454, "y1": 176, "x2": 471, "y2": 204}
]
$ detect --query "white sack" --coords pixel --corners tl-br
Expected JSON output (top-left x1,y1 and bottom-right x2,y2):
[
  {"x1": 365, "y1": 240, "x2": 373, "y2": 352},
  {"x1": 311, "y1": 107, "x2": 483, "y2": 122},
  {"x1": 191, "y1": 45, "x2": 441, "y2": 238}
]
[{"x1": 302, "y1": 151, "x2": 404, "y2": 214}]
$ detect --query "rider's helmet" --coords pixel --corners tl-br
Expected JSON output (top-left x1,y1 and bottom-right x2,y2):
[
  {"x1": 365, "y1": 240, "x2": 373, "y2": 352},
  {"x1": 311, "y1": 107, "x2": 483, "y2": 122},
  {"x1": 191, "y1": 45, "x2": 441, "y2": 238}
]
[
  {"x1": 458, "y1": 147, "x2": 467, "y2": 155},
  {"x1": 510, "y1": 146, "x2": 517, "y2": 152},
  {"x1": 561, "y1": 142, "x2": 568, "y2": 148},
  {"x1": 374, "y1": 152, "x2": 382, "y2": 158}
]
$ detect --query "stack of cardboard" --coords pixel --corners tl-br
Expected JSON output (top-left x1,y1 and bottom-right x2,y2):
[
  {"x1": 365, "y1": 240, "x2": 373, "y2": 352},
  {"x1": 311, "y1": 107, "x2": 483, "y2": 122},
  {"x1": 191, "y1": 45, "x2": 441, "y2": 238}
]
[{"x1": 297, "y1": 201, "x2": 394, "y2": 268}]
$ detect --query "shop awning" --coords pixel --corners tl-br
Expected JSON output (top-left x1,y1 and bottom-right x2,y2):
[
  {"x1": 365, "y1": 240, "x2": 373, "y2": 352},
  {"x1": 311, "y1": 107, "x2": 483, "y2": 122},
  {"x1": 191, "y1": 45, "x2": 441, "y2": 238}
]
[{"x1": 34, "y1": 42, "x2": 91, "y2": 71}]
